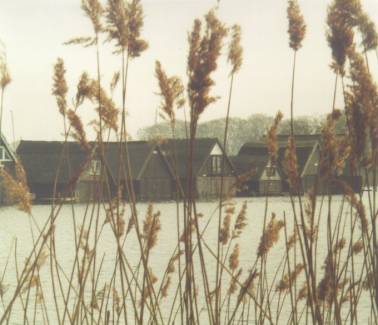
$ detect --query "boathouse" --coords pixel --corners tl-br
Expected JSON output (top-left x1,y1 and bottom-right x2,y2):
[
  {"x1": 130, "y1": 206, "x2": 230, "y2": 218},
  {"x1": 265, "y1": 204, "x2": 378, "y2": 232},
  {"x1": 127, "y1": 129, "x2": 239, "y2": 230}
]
[
  {"x1": 16, "y1": 141, "x2": 90, "y2": 202},
  {"x1": 100, "y1": 141, "x2": 174, "y2": 202},
  {"x1": 160, "y1": 138, "x2": 236, "y2": 199}
]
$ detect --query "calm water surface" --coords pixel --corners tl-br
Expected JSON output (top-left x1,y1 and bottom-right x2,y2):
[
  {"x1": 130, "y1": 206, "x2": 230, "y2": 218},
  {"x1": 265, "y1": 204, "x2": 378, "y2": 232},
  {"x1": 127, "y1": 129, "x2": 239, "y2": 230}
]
[{"x1": 0, "y1": 196, "x2": 373, "y2": 324}]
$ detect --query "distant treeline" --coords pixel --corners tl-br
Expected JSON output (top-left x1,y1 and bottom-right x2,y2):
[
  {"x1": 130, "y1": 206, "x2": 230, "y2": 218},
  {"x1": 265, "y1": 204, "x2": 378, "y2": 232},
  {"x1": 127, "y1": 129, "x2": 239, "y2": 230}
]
[{"x1": 137, "y1": 113, "x2": 347, "y2": 155}]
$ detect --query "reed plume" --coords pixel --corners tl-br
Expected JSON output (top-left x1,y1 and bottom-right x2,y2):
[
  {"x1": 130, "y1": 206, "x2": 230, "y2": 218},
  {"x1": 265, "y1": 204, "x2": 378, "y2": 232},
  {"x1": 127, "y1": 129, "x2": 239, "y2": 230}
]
[
  {"x1": 228, "y1": 24, "x2": 243, "y2": 75},
  {"x1": 326, "y1": 0, "x2": 360, "y2": 74},
  {"x1": 66, "y1": 109, "x2": 91, "y2": 152},
  {"x1": 276, "y1": 263, "x2": 304, "y2": 292},
  {"x1": 0, "y1": 60, "x2": 11, "y2": 90},
  {"x1": 287, "y1": 0, "x2": 306, "y2": 51},
  {"x1": 346, "y1": 47, "x2": 378, "y2": 166},
  {"x1": 106, "y1": 0, "x2": 148, "y2": 57},
  {"x1": 142, "y1": 204, "x2": 161, "y2": 251},
  {"x1": 187, "y1": 10, "x2": 227, "y2": 124},
  {"x1": 232, "y1": 201, "x2": 247, "y2": 239},
  {"x1": 229, "y1": 244, "x2": 240, "y2": 271},
  {"x1": 267, "y1": 111, "x2": 283, "y2": 166},
  {"x1": 81, "y1": 0, "x2": 104, "y2": 34},
  {"x1": 155, "y1": 60, "x2": 185, "y2": 125},
  {"x1": 283, "y1": 136, "x2": 299, "y2": 190},
  {"x1": 287, "y1": 0, "x2": 306, "y2": 136},
  {"x1": 257, "y1": 213, "x2": 285, "y2": 257},
  {"x1": 358, "y1": 11, "x2": 378, "y2": 52},
  {"x1": 319, "y1": 110, "x2": 350, "y2": 178},
  {"x1": 52, "y1": 58, "x2": 68, "y2": 116},
  {"x1": 0, "y1": 161, "x2": 32, "y2": 214}
]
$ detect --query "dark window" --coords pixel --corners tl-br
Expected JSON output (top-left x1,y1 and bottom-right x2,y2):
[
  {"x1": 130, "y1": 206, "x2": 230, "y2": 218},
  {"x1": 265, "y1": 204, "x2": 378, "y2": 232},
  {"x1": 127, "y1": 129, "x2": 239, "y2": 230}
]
[
  {"x1": 0, "y1": 146, "x2": 11, "y2": 161},
  {"x1": 211, "y1": 155, "x2": 222, "y2": 175},
  {"x1": 266, "y1": 166, "x2": 276, "y2": 177}
]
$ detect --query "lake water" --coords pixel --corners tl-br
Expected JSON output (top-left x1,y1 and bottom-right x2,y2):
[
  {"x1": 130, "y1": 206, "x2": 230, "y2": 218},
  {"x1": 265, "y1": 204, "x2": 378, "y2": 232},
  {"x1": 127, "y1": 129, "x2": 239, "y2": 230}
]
[{"x1": 0, "y1": 196, "x2": 374, "y2": 324}]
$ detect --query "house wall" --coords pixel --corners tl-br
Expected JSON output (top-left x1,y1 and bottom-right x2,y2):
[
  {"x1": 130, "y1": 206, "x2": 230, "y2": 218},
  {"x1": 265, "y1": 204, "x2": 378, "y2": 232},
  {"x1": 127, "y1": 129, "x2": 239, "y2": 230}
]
[
  {"x1": 196, "y1": 176, "x2": 236, "y2": 199},
  {"x1": 138, "y1": 152, "x2": 173, "y2": 201},
  {"x1": 259, "y1": 180, "x2": 282, "y2": 196},
  {"x1": 302, "y1": 175, "x2": 362, "y2": 195}
]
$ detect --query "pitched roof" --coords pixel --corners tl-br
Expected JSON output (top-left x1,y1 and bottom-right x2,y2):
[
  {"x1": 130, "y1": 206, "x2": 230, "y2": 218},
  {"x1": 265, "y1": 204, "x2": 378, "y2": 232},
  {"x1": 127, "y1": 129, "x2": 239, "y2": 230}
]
[
  {"x1": 1, "y1": 134, "x2": 17, "y2": 162},
  {"x1": 16, "y1": 141, "x2": 89, "y2": 185},
  {"x1": 159, "y1": 138, "x2": 231, "y2": 177},
  {"x1": 231, "y1": 144, "x2": 269, "y2": 181},
  {"x1": 237, "y1": 135, "x2": 319, "y2": 181},
  {"x1": 101, "y1": 141, "x2": 160, "y2": 181}
]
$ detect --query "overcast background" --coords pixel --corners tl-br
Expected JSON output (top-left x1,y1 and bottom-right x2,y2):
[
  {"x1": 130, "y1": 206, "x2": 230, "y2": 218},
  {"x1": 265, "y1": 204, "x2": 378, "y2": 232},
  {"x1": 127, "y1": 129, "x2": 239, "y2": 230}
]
[{"x1": 1, "y1": 0, "x2": 378, "y2": 143}]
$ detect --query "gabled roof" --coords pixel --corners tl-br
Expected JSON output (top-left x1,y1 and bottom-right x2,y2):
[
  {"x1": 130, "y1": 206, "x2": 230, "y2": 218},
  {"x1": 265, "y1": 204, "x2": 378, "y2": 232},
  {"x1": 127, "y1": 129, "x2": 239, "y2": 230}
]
[
  {"x1": 101, "y1": 141, "x2": 164, "y2": 181},
  {"x1": 159, "y1": 138, "x2": 232, "y2": 178},
  {"x1": 237, "y1": 135, "x2": 320, "y2": 181},
  {"x1": 16, "y1": 141, "x2": 89, "y2": 185},
  {"x1": 1, "y1": 134, "x2": 17, "y2": 162},
  {"x1": 230, "y1": 150, "x2": 269, "y2": 180}
]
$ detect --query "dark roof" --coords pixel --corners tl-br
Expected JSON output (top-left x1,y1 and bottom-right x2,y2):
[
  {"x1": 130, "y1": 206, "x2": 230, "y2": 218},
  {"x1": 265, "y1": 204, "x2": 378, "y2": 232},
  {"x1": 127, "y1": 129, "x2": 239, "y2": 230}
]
[
  {"x1": 17, "y1": 141, "x2": 89, "y2": 185},
  {"x1": 230, "y1": 154, "x2": 268, "y2": 181},
  {"x1": 101, "y1": 141, "x2": 159, "y2": 181},
  {"x1": 159, "y1": 138, "x2": 230, "y2": 177},
  {"x1": 237, "y1": 135, "x2": 319, "y2": 181}
]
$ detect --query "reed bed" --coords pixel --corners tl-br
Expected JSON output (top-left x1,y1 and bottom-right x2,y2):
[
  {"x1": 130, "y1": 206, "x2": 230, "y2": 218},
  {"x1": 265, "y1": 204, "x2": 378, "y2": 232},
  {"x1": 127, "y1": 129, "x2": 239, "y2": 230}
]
[{"x1": 1, "y1": 0, "x2": 378, "y2": 324}]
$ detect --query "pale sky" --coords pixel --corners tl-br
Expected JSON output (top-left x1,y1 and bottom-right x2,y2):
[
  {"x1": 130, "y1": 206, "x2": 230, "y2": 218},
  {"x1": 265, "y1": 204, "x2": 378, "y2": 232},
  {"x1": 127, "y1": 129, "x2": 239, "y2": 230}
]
[{"x1": 1, "y1": 0, "x2": 378, "y2": 142}]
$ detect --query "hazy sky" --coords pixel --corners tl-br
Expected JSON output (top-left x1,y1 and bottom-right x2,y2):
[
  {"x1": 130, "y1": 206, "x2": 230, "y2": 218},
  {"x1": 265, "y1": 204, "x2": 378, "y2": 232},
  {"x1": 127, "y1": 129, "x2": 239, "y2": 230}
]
[{"x1": 1, "y1": 0, "x2": 378, "y2": 142}]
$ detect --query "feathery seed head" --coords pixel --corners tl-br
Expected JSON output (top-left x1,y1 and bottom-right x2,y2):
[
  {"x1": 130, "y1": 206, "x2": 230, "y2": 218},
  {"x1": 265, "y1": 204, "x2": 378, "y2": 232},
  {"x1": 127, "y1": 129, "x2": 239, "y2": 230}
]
[
  {"x1": 52, "y1": 58, "x2": 68, "y2": 116},
  {"x1": 187, "y1": 10, "x2": 227, "y2": 123},
  {"x1": 82, "y1": 0, "x2": 104, "y2": 34},
  {"x1": 267, "y1": 111, "x2": 283, "y2": 166},
  {"x1": 358, "y1": 12, "x2": 378, "y2": 52},
  {"x1": 229, "y1": 243, "x2": 240, "y2": 271},
  {"x1": 228, "y1": 24, "x2": 243, "y2": 75},
  {"x1": 287, "y1": 0, "x2": 306, "y2": 51},
  {"x1": 155, "y1": 60, "x2": 185, "y2": 125},
  {"x1": 257, "y1": 213, "x2": 285, "y2": 257},
  {"x1": 0, "y1": 61, "x2": 11, "y2": 90}
]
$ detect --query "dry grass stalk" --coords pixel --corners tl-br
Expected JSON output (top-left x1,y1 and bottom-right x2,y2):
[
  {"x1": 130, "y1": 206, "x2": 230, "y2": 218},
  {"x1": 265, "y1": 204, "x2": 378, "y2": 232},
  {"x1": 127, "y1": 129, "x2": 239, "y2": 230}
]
[
  {"x1": 287, "y1": 0, "x2": 306, "y2": 51},
  {"x1": 229, "y1": 244, "x2": 240, "y2": 271},
  {"x1": 267, "y1": 111, "x2": 283, "y2": 166},
  {"x1": 257, "y1": 213, "x2": 285, "y2": 257},
  {"x1": 142, "y1": 204, "x2": 161, "y2": 250},
  {"x1": 319, "y1": 110, "x2": 350, "y2": 178},
  {"x1": 276, "y1": 263, "x2": 304, "y2": 292},
  {"x1": 228, "y1": 268, "x2": 242, "y2": 295},
  {"x1": 161, "y1": 276, "x2": 171, "y2": 298},
  {"x1": 283, "y1": 136, "x2": 299, "y2": 190},
  {"x1": 66, "y1": 109, "x2": 91, "y2": 152},
  {"x1": 232, "y1": 201, "x2": 247, "y2": 239},
  {"x1": 0, "y1": 162, "x2": 32, "y2": 214}
]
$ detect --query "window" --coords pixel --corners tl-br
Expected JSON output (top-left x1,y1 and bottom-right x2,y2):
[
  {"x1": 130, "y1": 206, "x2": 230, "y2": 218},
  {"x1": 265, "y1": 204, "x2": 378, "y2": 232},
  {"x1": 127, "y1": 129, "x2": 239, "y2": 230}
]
[
  {"x1": 89, "y1": 159, "x2": 101, "y2": 176},
  {"x1": 211, "y1": 155, "x2": 222, "y2": 175},
  {"x1": 0, "y1": 146, "x2": 11, "y2": 162},
  {"x1": 266, "y1": 166, "x2": 276, "y2": 177}
]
